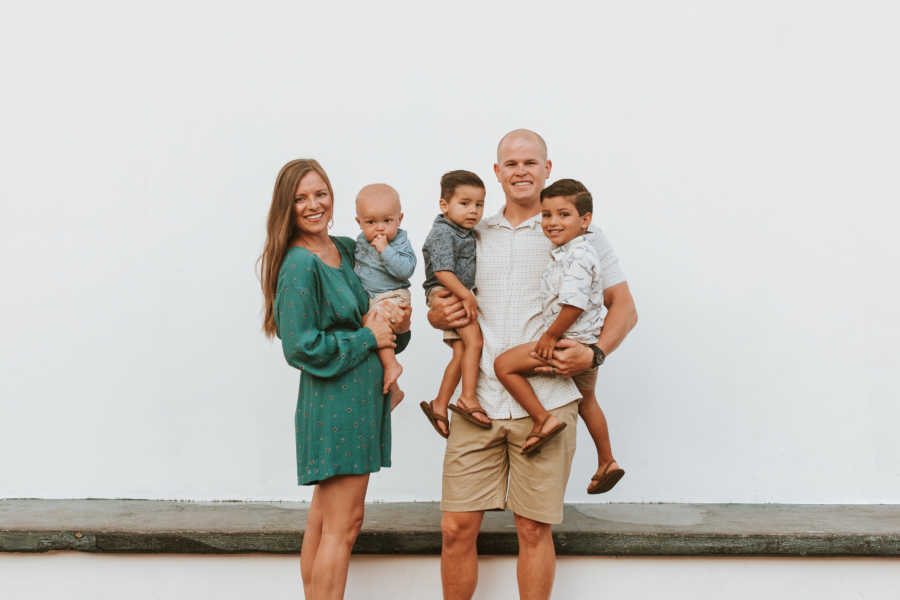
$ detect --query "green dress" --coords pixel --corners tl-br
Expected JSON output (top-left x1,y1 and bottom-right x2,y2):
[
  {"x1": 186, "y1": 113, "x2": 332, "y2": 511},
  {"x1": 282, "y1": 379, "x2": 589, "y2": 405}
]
[{"x1": 274, "y1": 236, "x2": 409, "y2": 485}]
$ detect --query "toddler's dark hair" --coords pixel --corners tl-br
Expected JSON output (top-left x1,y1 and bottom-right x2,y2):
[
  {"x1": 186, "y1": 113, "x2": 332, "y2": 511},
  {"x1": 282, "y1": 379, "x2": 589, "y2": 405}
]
[
  {"x1": 541, "y1": 178, "x2": 593, "y2": 216},
  {"x1": 441, "y1": 170, "x2": 485, "y2": 200}
]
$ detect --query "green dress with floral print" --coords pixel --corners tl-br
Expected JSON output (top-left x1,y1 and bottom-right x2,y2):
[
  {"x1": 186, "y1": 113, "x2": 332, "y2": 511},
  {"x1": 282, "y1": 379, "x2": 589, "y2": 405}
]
[{"x1": 274, "y1": 236, "x2": 409, "y2": 485}]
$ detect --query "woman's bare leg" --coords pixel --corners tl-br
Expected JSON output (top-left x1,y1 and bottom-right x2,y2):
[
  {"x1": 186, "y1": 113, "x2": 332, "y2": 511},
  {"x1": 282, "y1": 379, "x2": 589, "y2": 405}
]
[
  {"x1": 300, "y1": 485, "x2": 323, "y2": 598},
  {"x1": 307, "y1": 473, "x2": 370, "y2": 600},
  {"x1": 494, "y1": 343, "x2": 563, "y2": 450}
]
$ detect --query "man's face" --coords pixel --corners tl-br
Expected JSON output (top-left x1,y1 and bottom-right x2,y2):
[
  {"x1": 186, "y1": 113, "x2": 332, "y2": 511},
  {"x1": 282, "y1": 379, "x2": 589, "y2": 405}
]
[{"x1": 493, "y1": 135, "x2": 551, "y2": 206}]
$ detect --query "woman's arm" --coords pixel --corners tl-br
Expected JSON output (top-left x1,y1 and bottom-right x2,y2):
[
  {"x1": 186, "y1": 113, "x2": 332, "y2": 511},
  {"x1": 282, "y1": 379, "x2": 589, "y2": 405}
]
[{"x1": 277, "y1": 280, "x2": 395, "y2": 379}]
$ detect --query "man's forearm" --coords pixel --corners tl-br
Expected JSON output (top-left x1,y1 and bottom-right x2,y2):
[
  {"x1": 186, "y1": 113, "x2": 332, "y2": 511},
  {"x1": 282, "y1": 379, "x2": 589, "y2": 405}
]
[{"x1": 596, "y1": 298, "x2": 637, "y2": 355}]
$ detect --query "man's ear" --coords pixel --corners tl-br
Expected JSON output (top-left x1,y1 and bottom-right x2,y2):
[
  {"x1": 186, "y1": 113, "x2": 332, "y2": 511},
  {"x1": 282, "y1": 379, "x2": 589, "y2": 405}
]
[
  {"x1": 493, "y1": 162, "x2": 501, "y2": 181},
  {"x1": 545, "y1": 159, "x2": 553, "y2": 178}
]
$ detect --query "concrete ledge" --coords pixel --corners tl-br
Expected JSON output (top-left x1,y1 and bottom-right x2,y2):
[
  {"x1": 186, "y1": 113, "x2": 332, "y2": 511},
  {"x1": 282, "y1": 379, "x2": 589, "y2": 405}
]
[{"x1": 2, "y1": 500, "x2": 899, "y2": 556}]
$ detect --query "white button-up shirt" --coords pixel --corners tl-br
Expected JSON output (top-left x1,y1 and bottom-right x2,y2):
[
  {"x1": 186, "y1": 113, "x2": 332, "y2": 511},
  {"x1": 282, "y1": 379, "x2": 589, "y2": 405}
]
[{"x1": 473, "y1": 208, "x2": 626, "y2": 419}]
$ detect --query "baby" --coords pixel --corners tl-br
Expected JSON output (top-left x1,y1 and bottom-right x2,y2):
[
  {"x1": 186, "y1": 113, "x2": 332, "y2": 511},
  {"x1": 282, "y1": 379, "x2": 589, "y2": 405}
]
[
  {"x1": 419, "y1": 170, "x2": 488, "y2": 438},
  {"x1": 494, "y1": 179, "x2": 624, "y2": 493},
  {"x1": 354, "y1": 183, "x2": 417, "y2": 409}
]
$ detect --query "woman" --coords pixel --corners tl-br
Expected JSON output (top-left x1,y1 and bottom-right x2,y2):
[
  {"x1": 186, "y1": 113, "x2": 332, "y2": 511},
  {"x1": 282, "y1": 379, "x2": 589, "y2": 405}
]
[{"x1": 259, "y1": 159, "x2": 411, "y2": 599}]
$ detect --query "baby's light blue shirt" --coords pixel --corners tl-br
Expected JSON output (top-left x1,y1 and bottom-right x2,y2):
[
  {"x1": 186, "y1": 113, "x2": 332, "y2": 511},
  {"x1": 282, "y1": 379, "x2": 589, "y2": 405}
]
[{"x1": 353, "y1": 229, "x2": 416, "y2": 296}]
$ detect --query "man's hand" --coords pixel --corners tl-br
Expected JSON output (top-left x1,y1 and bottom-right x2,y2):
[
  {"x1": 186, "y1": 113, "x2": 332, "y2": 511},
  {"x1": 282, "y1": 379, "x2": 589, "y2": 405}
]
[
  {"x1": 371, "y1": 234, "x2": 389, "y2": 253},
  {"x1": 530, "y1": 338, "x2": 594, "y2": 377},
  {"x1": 534, "y1": 331, "x2": 559, "y2": 360},
  {"x1": 426, "y1": 288, "x2": 471, "y2": 330}
]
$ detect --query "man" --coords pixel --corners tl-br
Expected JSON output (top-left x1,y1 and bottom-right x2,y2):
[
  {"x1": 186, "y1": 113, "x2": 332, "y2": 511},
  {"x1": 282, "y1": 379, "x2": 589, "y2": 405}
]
[{"x1": 427, "y1": 129, "x2": 638, "y2": 599}]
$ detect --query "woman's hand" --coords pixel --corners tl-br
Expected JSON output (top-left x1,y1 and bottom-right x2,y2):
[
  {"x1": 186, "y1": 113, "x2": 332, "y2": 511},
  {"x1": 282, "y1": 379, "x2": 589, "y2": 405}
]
[
  {"x1": 362, "y1": 310, "x2": 397, "y2": 349},
  {"x1": 530, "y1": 338, "x2": 594, "y2": 377},
  {"x1": 377, "y1": 301, "x2": 412, "y2": 334},
  {"x1": 534, "y1": 331, "x2": 559, "y2": 361},
  {"x1": 427, "y1": 288, "x2": 471, "y2": 330}
]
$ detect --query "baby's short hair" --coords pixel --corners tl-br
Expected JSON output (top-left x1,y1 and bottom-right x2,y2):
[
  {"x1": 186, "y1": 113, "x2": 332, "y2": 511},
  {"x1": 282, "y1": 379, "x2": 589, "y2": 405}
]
[
  {"x1": 541, "y1": 178, "x2": 593, "y2": 216},
  {"x1": 440, "y1": 170, "x2": 485, "y2": 200}
]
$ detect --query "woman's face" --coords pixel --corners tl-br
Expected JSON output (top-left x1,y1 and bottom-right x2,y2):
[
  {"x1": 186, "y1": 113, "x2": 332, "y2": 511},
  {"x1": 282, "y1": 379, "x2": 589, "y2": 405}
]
[{"x1": 293, "y1": 170, "x2": 333, "y2": 236}]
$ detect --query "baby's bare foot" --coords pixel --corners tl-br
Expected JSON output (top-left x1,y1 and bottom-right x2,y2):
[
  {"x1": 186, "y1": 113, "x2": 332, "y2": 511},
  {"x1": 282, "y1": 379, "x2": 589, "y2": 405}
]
[
  {"x1": 382, "y1": 361, "x2": 403, "y2": 394},
  {"x1": 389, "y1": 384, "x2": 405, "y2": 411}
]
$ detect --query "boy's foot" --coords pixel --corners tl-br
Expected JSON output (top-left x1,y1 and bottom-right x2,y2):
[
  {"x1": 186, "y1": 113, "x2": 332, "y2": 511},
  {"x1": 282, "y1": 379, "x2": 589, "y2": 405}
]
[
  {"x1": 382, "y1": 361, "x2": 403, "y2": 394},
  {"x1": 521, "y1": 414, "x2": 566, "y2": 456},
  {"x1": 389, "y1": 384, "x2": 405, "y2": 411},
  {"x1": 448, "y1": 396, "x2": 492, "y2": 429},
  {"x1": 587, "y1": 461, "x2": 625, "y2": 494},
  {"x1": 419, "y1": 400, "x2": 450, "y2": 438}
]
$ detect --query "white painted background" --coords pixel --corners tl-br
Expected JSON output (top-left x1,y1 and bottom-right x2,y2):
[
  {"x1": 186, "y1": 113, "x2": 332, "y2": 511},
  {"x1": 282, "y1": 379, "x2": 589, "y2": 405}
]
[{"x1": 2, "y1": 0, "x2": 899, "y2": 504}]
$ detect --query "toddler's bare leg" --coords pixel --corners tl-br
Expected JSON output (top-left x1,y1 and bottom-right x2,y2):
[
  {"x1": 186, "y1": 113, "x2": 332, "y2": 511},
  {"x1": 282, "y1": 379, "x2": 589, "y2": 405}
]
[
  {"x1": 494, "y1": 343, "x2": 564, "y2": 450},
  {"x1": 456, "y1": 322, "x2": 489, "y2": 425},
  {"x1": 578, "y1": 388, "x2": 616, "y2": 469},
  {"x1": 434, "y1": 341, "x2": 463, "y2": 412}
]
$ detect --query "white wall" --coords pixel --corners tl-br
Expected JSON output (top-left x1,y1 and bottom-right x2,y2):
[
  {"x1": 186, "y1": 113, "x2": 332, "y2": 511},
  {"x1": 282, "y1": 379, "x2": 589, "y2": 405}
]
[
  {"x1": 2, "y1": 554, "x2": 898, "y2": 599},
  {"x1": 1, "y1": 0, "x2": 898, "y2": 503}
]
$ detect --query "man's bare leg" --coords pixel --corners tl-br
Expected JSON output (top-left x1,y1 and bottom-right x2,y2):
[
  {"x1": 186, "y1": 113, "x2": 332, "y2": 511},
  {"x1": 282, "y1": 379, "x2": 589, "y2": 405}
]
[
  {"x1": 441, "y1": 511, "x2": 484, "y2": 600},
  {"x1": 514, "y1": 513, "x2": 555, "y2": 600}
]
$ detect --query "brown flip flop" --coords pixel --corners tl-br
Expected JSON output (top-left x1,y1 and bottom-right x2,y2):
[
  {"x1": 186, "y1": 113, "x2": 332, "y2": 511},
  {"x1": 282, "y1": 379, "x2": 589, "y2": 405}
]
[
  {"x1": 448, "y1": 399, "x2": 492, "y2": 429},
  {"x1": 521, "y1": 416, "x2": 567, "y2": 456},
  {"x1": 419, "y1": 401, "x2": 450, "y2": 439},
  {"x1": 587, "y1": 462, "x2": 625, "y2": 494}
]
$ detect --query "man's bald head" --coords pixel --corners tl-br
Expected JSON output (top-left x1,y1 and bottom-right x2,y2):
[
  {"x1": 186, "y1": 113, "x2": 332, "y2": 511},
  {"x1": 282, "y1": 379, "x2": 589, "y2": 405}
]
[
  {"x1": 496, "y1": 129, "x2": 548, "y2": 162},
  {"x1": 356, "y1": 183, "x2": 401, "y2": 215}
]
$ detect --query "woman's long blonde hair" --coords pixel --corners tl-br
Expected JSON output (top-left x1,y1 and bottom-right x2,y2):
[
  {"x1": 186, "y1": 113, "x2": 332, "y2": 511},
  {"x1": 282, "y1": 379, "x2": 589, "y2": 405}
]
[{"x1": 258, "y1": 159, "x2": 335, "y2": 338}]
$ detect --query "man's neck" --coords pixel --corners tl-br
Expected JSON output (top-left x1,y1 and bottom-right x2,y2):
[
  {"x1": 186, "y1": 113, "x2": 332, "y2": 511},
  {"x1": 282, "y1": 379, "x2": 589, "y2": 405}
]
[{"x1": 502, "y1": 198, "x2": 541, "y2": 227}]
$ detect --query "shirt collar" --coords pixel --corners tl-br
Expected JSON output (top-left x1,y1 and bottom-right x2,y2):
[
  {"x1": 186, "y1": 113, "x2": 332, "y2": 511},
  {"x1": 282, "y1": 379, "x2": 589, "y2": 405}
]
[
  {"x1": 485, "y1": 206, "x2": 543, "y2": 231},
  {"x1": 550, "y1": 232, "x2": 591, "y2": 259},
  {"x1": 434, "y1": 213, "x2": 474, "y2": 237}
]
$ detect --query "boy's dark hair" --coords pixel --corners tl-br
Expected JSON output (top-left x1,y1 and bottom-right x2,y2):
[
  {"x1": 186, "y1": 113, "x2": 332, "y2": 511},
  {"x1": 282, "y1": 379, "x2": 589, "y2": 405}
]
[
  {"x1": 440, "y1": 170, "x2": 485, "y2": 200},
  {"x1": 541, "y1": 178, "x2": 593, "y2": 216}
]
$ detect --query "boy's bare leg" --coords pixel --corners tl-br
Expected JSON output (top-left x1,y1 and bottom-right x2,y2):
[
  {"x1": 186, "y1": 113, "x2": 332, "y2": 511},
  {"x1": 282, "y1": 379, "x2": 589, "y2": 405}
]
[
  {"x1": 578, "y1": 388, "x2": 618, "y2": 470},
  {"x1": 494, "y1": 343, "x2": 563, "y2": 450},
  {"x1": 430, "y1": 341, "x2": 463, "y2": 435},
  {"x1": 456, "y1": 322, "x2": 489, "y2": 425}
]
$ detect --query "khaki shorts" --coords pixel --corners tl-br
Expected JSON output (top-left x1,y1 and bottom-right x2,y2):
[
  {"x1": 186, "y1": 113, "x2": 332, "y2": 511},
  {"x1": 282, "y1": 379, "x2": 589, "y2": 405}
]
[
  {"x1": 425, "y1": 285, "x2": 461, "y2": 344},
  {"x1": 441, "y1": 401, "x2": 579, "y2": 525},
  {"x1": 370, "y1": 288, "x2": 411, "y2": 309},
  {"x1": 572, "y1": 366, "x2": 598, "y2": 394}
]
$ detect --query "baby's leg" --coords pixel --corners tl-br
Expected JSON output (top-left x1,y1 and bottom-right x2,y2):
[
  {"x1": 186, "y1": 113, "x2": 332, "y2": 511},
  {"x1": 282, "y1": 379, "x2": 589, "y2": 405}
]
[
  {"x1": 456, "y1": 322, "x2": 489, "y2": 425},
  {"x1": 493, "y1": 343, "x2": 564, "y2": 449},
  {"x1": 377, "y1": 346, "x2": 404, "y2": 409}
]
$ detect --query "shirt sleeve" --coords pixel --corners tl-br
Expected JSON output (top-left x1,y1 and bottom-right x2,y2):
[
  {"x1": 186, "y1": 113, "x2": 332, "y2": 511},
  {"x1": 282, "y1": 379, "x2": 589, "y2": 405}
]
[
  {"x1": 588, "y1": 228, "x2": 626, "y2": 289},
  {"x1": 557, "y1": 247, "x2": 595, "y2": 311},
  {"x1": 275, "y1": 268, "x2": 378, "y2": 379},
  {"x1": 423, "y1": 227, "x2": 458, "y2": 273},
  {"x1": 380, "y1": 236, "x2": 417, "y2": 281}
]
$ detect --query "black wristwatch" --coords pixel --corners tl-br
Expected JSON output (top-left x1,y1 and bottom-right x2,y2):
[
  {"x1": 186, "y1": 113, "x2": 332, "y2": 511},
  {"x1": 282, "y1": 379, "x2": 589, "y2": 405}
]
[{"x1": 589, "y1": 345, "x2": 606, "y2": 368}]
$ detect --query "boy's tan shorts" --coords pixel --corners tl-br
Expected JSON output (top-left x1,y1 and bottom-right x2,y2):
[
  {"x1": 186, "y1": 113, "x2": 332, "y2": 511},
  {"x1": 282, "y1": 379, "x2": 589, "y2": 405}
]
[
  {"x1": 440, "y1": 400, "x2": 579, "y2": 525},
  {"x1": 425, "y1": 285, "x2": 461, "y2": 344},
  {"x1": 572, "y1": 366, "x2": 598, "y2": 394}
]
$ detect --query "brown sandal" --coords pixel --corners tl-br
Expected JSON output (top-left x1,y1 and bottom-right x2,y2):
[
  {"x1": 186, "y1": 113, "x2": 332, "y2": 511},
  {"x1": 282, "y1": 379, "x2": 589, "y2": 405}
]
[
  {"x1": 419, "y1": 401, "x2": 450, "y2": 439},
  {"x1": 521, "y1": 415, "x2": 566, "y2": 456},
  {"x1": 587, "y1": 462, "x2": 625, "y2": 494},
  {"x1": 448, "y1": 399, "x2": 492, "y2": 429}
]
